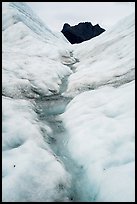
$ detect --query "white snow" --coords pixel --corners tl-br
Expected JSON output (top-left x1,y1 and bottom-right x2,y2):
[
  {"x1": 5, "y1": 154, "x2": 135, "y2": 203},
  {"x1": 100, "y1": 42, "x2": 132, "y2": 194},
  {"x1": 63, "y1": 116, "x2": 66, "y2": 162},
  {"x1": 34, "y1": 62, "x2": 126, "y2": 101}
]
[
  {"x1": 2, "y1": 51, "x2": 72, "y2": 98},
  {"x1": 2, "y1": 2, "x2": 135, "y2": 202},
  {"x1": 61, "y1": 81, "x2": 135, "y2": 202},
  {"x1": 2, "y1": 2, "x2": 75, "y2": 99},
  {"x1": 2, "y1": 96, "x2": 71, "y2": 202},
  {"x1": 61, "y1": 12, "x2": 135, "y2": 202},
  {"x1": 2, "y1": 2, "x2": 72, "y2": 202},
  {"x1": 63, "y1": 13, "x2": 135, "y2": 97}
]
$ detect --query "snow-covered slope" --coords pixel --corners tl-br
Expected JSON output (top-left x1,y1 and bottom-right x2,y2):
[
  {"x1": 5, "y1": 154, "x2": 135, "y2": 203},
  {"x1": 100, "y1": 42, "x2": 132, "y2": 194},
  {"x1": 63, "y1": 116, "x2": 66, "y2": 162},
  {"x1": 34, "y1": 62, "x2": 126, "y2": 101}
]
[
  {"x1": 62, "y1": 81, "x2": 135, "y2": 202},
  {"x1": 63, "y1": 13, "x2": 135, "y2": 97},
  {"x1": 2, "y1": 97, "x2": 71, "y2": 202},
  {"x1": 2, "y1": 2, "x2": 73, "y2": 202},
  {"x1": 2, "y1": 2, "x2": 135, "y2": 202},
  {"x1": 61, "y1": 13, "x2": 135, "y2": 202},
  {"x1": 2, "y1": 2, "x2": 68, "y2": 43},
  {"x1": 2, "y1": 2, "x2": 75, "y2": 99}
]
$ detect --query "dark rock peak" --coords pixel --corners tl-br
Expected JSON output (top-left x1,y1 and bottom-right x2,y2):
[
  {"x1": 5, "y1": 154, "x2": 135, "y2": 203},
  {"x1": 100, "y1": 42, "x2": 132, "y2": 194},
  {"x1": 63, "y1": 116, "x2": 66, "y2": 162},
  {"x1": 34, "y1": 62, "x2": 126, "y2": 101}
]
[
  {"x1": 61, "y1": 22, "x2": 105, "y2": 44},
  {"x1": 63, "y1": 23, "x2": 70, "y2": 29}
]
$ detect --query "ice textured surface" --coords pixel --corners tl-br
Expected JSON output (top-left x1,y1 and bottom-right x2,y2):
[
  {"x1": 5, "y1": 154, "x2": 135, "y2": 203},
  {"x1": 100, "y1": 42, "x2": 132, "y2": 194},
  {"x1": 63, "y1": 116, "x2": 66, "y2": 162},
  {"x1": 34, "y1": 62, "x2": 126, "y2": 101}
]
[{"x1": 2, "y1": 2, "x2": 135, "y2": 202}]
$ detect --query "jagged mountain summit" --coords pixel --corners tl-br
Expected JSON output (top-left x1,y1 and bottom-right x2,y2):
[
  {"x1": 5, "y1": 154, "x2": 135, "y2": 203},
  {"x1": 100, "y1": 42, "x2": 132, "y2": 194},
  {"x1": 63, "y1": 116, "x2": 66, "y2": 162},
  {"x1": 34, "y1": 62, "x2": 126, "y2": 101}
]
[
  {"x1": 2, "y1": 2, "x2": 135, "y2": 202},
  {"x1": 61, "y1": 22, "x2": 105, "y2": 44}
]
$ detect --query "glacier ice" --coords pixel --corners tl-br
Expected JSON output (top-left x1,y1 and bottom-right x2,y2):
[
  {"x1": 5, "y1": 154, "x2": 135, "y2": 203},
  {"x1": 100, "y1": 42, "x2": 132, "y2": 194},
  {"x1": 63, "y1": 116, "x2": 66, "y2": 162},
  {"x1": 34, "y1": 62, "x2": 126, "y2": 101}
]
[
  {"x1": 61, "y1": 81, "x2": 135, "y2": 202},
  {"x1": 2, "y1": 2, "x2": 135, "y2": 202},
  {"x1": 63, "y1": 13, "x2": 135, "y2": 97}
]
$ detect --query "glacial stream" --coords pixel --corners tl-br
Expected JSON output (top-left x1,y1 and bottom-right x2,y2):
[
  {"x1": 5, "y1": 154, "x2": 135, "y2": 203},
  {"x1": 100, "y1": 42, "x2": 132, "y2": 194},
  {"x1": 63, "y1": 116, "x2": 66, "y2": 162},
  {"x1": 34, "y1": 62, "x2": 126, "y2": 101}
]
[{"x1": 34, "y1": 58, "x2": 84, "y2": 201}]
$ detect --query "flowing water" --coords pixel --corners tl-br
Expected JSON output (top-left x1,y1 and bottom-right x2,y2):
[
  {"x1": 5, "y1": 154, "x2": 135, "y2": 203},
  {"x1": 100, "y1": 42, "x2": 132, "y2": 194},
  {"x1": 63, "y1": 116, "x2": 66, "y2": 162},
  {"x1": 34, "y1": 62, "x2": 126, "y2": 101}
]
[{"x1": 33, "y1": 57, "x2": 84, "y2": 201}]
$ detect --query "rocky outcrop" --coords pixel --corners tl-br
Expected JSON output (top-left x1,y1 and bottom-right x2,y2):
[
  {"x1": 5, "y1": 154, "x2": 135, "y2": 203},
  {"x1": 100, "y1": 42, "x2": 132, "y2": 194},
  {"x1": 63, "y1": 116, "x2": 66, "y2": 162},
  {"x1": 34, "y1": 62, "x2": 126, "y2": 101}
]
[{"x1": 61, "y1": 22, "x2": 105, "y2": 44}]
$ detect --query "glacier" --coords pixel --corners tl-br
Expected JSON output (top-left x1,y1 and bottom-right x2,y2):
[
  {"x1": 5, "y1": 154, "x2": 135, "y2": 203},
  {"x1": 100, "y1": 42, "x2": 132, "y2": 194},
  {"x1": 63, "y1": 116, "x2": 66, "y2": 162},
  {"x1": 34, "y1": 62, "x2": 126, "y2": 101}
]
[{"x1": 2, "y1": 2, "x2": 135, "y2": 202}]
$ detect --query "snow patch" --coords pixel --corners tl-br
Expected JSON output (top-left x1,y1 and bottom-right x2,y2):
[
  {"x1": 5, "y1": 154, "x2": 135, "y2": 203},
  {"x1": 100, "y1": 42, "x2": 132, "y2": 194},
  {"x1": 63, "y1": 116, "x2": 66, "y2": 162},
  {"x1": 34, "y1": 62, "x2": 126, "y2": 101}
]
[{"x1": 62, "y1": 81, "x2": 135, "y2": 202}]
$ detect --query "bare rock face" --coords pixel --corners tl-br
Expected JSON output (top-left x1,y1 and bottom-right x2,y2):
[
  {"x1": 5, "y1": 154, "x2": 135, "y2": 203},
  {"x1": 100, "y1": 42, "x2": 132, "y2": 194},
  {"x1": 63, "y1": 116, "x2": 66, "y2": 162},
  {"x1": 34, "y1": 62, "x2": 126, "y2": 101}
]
[{"x1": 61, "y1": 22, "x2": 105, "y2": 44}]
